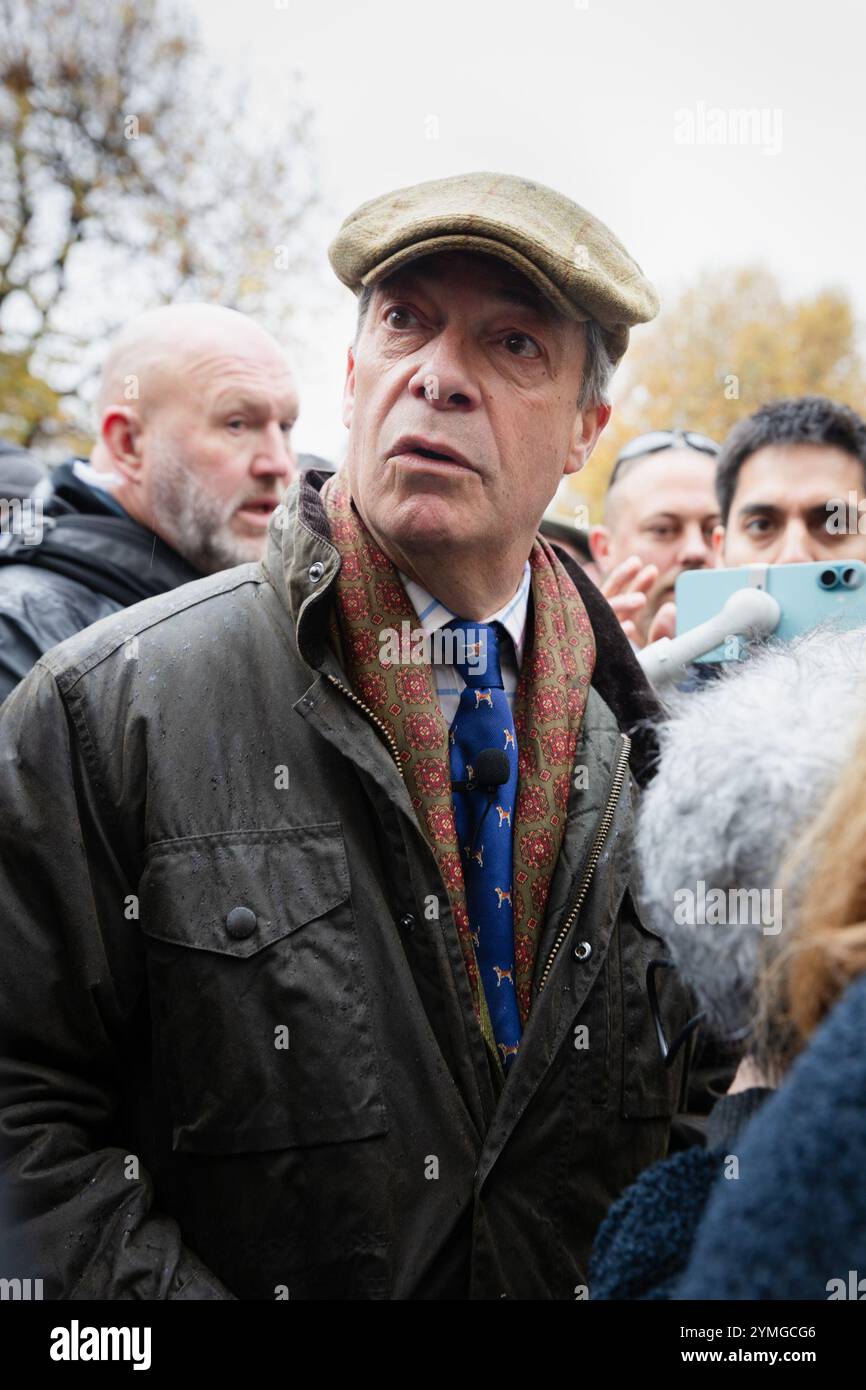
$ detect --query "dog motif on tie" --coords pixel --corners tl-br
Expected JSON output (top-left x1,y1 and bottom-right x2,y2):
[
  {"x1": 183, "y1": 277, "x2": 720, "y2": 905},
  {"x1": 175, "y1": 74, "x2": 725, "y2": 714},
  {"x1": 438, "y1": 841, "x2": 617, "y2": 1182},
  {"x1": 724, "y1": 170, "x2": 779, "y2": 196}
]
[{"x1": 446, "y1": 618, "x2": 521, "y2": 1070}]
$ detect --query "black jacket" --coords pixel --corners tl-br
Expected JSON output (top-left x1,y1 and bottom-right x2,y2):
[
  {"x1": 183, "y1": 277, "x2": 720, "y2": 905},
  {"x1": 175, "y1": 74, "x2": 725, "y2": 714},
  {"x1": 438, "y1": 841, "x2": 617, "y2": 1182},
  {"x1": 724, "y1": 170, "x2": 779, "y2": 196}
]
[{"x1": 0, "y1": 461, "x2": 200, "y2": 701}]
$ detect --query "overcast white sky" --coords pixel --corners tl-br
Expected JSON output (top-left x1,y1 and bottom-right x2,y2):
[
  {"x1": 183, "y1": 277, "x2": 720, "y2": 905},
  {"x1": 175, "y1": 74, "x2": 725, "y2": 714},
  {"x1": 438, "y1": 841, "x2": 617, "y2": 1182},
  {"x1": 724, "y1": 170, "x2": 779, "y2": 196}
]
[{"x1": 190, "y1": 0, "x2": 866, "y2": 462}]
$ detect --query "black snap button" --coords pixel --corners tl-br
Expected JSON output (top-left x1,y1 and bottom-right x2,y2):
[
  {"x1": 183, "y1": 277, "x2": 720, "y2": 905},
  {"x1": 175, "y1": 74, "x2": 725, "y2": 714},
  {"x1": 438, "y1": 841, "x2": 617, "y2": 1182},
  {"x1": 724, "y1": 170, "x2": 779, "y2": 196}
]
[
  {"x1": 226, "y1": 906, "x2": 258, "y2": 940},
  {"x1": 308, "y1": 561, "x2": 325, "y2": 582},
  {"x1": 573, "y1": 940, "x2": 592, "y2": 962},
  {"x1": 397, "y1": 913, "x2": 416, "y2": 932}
]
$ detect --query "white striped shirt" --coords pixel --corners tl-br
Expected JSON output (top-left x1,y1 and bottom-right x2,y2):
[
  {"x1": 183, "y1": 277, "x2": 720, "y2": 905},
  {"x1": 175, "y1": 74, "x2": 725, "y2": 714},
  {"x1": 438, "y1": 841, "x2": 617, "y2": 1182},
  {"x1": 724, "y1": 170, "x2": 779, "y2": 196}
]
[{"x1": 399, "y1": 563, "x2": 532, "y2": 726}]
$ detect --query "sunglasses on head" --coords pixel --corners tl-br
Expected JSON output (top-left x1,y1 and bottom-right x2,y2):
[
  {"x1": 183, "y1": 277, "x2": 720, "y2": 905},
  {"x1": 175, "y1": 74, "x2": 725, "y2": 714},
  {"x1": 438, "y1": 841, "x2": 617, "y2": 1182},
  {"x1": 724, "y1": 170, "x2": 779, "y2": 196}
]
[{"x1": 609, "y1": 429, "x2": 721, "y2": 490}]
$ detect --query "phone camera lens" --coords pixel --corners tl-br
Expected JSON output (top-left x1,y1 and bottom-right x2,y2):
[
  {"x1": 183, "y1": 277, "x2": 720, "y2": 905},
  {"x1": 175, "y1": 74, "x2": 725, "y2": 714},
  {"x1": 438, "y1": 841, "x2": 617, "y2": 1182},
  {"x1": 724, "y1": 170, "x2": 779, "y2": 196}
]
[
  {"x1": 842, "y1": 567, "x2": 860, "y2": 588},
  {"x1": 819, "y1": 569, "x2": 838, "y2": 589}
]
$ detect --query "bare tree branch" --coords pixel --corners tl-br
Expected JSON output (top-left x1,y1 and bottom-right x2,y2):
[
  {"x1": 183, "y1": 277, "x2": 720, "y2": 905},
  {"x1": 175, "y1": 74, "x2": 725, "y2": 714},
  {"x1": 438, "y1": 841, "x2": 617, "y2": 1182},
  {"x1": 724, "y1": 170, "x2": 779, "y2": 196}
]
[{"x1": 0, "y1": 0, "x2": 318, "y2": 448}]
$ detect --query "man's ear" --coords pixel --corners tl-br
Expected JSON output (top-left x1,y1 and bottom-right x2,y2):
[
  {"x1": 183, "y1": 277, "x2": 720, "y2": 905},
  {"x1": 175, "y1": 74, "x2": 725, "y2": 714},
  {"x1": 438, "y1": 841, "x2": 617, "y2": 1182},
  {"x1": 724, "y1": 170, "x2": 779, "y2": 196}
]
[
  {"x1": 342, "y1": 345, "x2": 356, "y2": 431},
  {"x1": 588, "y1": 523, "x2": 612, "y2": 567},
  {"x1": 711, "y1": 522, "x2": 726, "y2": 559},
  {"x1": 564, "y1": 402, "x2": 611, "y2": 476},
  {"x1": 101, "y1": 407, "x2": 145, "y2": 484}
]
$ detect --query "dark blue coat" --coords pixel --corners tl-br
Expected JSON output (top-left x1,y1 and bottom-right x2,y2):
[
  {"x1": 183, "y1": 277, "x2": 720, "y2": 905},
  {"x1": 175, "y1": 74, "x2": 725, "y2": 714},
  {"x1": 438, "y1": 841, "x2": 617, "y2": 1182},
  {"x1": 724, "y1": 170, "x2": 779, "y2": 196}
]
[{"x1": 678, "y1": 970, "x2": 866, "y2": 1300}]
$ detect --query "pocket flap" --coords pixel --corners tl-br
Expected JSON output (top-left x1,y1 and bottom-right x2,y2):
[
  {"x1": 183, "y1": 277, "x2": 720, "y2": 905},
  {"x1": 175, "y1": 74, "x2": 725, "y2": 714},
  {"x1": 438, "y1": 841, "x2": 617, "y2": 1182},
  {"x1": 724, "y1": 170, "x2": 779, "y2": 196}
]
[{"x1": 141, "y1": 824, "x2": 349, "y2": 958}]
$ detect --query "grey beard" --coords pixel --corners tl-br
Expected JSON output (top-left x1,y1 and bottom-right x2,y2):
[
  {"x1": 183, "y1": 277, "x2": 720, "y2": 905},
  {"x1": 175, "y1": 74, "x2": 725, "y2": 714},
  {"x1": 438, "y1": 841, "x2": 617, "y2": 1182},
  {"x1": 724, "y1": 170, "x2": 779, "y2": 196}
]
[{"x1": 149, "y1": 447, "x2": 265, "y2": 576}]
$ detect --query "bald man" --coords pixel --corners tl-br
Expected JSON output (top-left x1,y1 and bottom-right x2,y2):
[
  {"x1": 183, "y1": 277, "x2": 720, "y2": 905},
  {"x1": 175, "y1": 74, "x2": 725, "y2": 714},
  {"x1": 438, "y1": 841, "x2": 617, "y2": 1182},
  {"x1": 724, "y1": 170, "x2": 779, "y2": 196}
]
[
  {"x1": 0, "y1": 304, "x2": 298, "y2": 701},
  {"x1": 589, "y1": 430, "x2": 721, "y2": 646}
]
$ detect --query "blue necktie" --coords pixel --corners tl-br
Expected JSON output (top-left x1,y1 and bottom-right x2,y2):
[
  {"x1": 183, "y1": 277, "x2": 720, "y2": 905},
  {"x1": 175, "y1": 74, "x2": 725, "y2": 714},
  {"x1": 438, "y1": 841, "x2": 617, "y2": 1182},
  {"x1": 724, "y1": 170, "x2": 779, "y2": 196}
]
[{"x1": 446, "y1": 621, "x2": 521, "y2": 1072}]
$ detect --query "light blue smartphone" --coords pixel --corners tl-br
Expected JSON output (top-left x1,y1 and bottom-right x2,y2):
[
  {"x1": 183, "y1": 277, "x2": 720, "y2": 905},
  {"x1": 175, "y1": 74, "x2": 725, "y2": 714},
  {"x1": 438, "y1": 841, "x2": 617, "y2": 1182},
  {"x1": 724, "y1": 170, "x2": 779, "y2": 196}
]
[{"x1": 675, "y1": 560, "x2": 866, "y2": 662}]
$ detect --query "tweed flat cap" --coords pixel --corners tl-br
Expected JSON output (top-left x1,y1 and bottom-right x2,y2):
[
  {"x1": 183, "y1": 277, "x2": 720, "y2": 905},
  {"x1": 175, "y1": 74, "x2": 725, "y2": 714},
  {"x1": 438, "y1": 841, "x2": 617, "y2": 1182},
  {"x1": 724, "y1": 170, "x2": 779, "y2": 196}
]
[{"x1": 328, "y1": 171, "x2": 659, "y2": 364}]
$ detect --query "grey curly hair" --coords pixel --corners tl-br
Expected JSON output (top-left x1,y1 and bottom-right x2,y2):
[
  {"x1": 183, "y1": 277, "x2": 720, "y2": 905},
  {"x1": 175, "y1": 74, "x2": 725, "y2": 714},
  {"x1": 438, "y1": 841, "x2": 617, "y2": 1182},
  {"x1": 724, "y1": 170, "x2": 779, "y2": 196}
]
[{"x1": 636, "y1": 625, "x2": 866, "y2": 1046}]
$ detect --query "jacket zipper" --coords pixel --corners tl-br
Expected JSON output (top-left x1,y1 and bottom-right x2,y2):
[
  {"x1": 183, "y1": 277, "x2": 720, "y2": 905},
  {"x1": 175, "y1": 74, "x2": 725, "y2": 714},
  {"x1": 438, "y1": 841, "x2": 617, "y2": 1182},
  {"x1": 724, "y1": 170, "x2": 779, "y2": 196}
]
[
  {"x1": 536, "y1": 732, "x2": 631, "y2": 994},
  {"x1": 324, "y1": 672, "x2": 406, "y2": 781},
  {"x1": 325, "y1": 673, "x2": 630, "y2": 994}
]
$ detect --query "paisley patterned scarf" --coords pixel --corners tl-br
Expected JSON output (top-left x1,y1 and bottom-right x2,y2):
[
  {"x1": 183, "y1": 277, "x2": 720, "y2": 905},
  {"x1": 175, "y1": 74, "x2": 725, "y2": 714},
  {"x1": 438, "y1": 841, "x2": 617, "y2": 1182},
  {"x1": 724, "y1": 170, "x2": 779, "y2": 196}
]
[{"x1": 321, "y1": 472, "x2": 596, "y2": 1041}]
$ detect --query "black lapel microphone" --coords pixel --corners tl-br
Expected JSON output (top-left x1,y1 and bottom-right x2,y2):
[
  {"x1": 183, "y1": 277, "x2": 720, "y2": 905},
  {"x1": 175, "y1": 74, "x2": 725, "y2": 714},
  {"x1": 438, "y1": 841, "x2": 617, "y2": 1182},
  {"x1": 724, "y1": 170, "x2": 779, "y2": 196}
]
[
  {"x1": 452, "y1": 749, "x2": 512, "y2": 858},
  {"x1": 451, "y1": 748, "x2": 510, "y2": 795}
]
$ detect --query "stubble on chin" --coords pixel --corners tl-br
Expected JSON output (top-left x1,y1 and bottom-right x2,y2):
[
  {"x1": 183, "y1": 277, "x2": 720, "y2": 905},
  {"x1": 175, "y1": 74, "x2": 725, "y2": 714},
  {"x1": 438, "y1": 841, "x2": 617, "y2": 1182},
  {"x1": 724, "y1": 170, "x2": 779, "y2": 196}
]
[{"x1": 148, "y1": 446, "x2": 263, "y2": 576}]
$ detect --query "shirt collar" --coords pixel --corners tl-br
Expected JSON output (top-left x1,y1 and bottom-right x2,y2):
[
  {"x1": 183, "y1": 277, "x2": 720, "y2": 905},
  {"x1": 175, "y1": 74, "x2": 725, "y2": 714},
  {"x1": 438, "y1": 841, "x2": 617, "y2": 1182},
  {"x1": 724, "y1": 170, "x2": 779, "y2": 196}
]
[{"x1": 400, "y1": 561, "x2": 532, "y2": 667}]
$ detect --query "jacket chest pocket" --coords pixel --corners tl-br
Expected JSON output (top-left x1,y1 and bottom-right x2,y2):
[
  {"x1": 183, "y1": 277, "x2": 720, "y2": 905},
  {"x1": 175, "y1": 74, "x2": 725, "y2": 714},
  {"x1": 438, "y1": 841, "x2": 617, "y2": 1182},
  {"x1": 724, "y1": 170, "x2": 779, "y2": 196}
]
[{"x1": 139, "y1": 825, "x2": 388, "y2": 1155}]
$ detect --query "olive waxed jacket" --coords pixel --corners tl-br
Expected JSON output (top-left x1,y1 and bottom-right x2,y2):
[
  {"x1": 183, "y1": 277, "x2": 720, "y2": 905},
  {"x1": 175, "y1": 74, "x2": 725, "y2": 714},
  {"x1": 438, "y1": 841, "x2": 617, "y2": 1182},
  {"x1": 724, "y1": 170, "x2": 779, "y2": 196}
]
[{"x1": 0, "y1": 472, "x2": 692, "y2": 1299}]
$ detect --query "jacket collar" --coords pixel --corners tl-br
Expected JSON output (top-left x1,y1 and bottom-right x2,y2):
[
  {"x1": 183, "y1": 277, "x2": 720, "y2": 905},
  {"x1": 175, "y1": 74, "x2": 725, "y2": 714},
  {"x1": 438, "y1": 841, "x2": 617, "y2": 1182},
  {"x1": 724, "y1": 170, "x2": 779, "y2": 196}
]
[
  {"x1": 1, "y1": 459, "x2": 201, "y2": 604},
  {"x1": 44, "y1": 459, "x2": 131, "y2": 520},
  {"x1": 262, "y1": 470, "x2": 341, "y2": 666},
  {"x1": 549, "y1": 544, "x2": 663, "y2": 785},
  {"x1": 266, "y1": 469, "x2": 662, "y2": 783}
]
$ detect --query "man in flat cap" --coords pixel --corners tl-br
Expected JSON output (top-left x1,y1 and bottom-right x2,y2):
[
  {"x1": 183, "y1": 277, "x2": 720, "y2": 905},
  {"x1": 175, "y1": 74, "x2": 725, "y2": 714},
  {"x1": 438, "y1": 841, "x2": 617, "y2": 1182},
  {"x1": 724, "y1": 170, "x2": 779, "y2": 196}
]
[{"x1": 0, "y1": 173, "x2": 692, "y2": 1300}]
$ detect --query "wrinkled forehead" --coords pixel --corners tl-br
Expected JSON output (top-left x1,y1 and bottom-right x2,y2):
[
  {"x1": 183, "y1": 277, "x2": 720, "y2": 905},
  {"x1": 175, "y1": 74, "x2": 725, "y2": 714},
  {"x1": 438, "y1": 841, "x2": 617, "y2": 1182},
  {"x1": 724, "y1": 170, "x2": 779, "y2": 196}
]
[
  {"x1": 371, "y1": 250, "x2": 565, "y2": 322},
  {"x1": 102, "y1": 319, "x2": 297, "y2": 422},
  {"x1": 161, "y1": 341, "x2": 298, "y2": 412}
]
